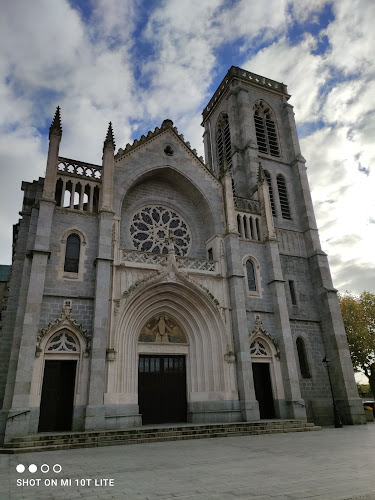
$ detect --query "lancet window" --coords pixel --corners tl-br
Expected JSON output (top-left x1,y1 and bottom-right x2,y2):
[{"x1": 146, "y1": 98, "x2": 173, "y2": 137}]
[
  {"x1": 296, "y1": 337, "x2": 311, "y2": 379},
  {"x1": 276, "y1": 174, "x2": 291, "y2": 219},
  {"x1": 246, "y1": 260, "x2": 257, "y2": 292},
  {"x1": 216, "y1": 113, "x2": 232, "y2": 172},
  {"x1": 64, "y1": 234, "x2": 81, "y2": 273},
  {"x1": 253, "y1": 101, "x2": 280, "y2": 157},
  {"x1": 264, "y1": 170, "x2": 276, "y2": 216}
]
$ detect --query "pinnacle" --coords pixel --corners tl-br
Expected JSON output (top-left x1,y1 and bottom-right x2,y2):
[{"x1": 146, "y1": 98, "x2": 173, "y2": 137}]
[
  {"x1": 104, "y1": 122, "x2": 116, "y2": 150},
  {"x1": 49, "y1": 106, "x2": 62, "y2": 138},
  {"x1": 257, "y1": 162, "x2": 265, "y2": 183}
]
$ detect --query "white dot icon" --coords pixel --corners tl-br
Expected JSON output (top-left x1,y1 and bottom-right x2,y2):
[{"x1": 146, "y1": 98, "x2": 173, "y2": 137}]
[
  {"x1": 16, "y1": 464, "x2": 25, "y2": 473},
  {"x1": 29, "y1": 464, "x2": 37, "y2": 473}
]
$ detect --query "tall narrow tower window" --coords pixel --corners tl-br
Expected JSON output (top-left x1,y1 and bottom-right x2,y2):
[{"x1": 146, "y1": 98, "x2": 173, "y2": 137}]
[
  {"x1": 276, "y1": 174, "x2": 291, "y2": 219},
  {"x1": 296, "y1": 337, "x2": 311, "y2": 379},
  {"x1": 264, "y1": 170, "x2": 276, "y2": 217},
  {"x1": 253, "y1": 101, "x2": 280, "y2": 157},
  {"x1": 246, "y1": 259, "x2": 257, "y2": 292},
  {"x1": 216, "y1": 114, "x2": 232, "y2": 172},
  {"x1": 64, "y1": 234, "x2": 81, "y2": 273}
]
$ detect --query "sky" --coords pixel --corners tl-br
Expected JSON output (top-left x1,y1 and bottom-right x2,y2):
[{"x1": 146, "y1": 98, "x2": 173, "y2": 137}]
[{"x1": 0, "y1": 0, "x2": 374, "y2": 295}]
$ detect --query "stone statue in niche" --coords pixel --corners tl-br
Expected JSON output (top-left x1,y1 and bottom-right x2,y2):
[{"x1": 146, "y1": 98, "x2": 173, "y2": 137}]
[{"x1": 139, "y1": 315, "x2": 187, "y2": 343}]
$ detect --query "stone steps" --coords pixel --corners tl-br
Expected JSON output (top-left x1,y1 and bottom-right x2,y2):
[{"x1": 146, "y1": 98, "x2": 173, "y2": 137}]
[{"x1": 0, "y1": 420, "x2": 320, "y2": 454}]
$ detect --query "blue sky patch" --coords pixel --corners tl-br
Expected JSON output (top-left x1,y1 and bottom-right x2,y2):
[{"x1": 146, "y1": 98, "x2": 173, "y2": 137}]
[{"x1": 287, "y1": 2, "x2": 334, "y2": 53}]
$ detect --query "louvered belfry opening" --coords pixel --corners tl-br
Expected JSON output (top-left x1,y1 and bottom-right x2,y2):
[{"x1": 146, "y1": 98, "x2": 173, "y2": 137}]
[
  {"x1": 253, "y1": 101, "x2": 280, "y2": 157},
  {"x1": 277, "y1": 174, "x2": 291, "y2": 219},
  {"x1": 216, "y1": 113, "x2": 232, "y2": 171},
  {"x1": 264, "y1": 170, "x2": 276, "y2": 216}
]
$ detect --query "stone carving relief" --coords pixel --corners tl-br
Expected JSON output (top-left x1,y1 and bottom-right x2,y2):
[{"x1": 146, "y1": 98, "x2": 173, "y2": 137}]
[
  {"x1": 36, "y1": 300, "x2": 91, "y2": 357},
  {"x1": 250, "y1": 339, "x2": 269, "y2": 356},
  {"x1": 46, "y1": 331, "x2": 79, "y2": 353},
  {"x1": 139, "y1": 315, "x2": 187, "y2": 344},
  {"x1": 249, "y1": 315, "x2": 280, "y2": 359}
]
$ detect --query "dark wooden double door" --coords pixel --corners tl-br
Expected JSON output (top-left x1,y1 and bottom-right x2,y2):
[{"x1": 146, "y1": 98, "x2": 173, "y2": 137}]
[
  {"x1": 138, "y1": 355, "x2": 187, "y2": 424},
  {"x1": 38, "y1": 360, "x2": 77, "y2": 432},
  {"x1": 252, "y1": 362, "x2": 275, "y2": 419}
]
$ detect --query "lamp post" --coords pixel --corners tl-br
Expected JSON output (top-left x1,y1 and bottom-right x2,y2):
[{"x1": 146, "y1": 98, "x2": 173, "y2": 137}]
[{"x1": 322, "y1": 356, "x2": 343, "y2": 428}]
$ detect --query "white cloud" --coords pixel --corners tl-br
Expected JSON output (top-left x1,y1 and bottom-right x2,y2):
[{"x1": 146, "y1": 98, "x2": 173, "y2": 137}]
[
  {"x1": 243, "y1": 35, "x2": 328, "y2": 123},
  {"x1": 0, "y1": 0, "x2": 373, "y2": 296},
  {"x1": 324, "y1": 0, "x2": 375, "y2": 76}
]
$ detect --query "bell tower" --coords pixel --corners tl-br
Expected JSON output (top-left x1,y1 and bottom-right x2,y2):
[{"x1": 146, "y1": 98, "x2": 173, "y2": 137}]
[{"x1": 201, "y1": 66, "x2": 365, "y2": 425}]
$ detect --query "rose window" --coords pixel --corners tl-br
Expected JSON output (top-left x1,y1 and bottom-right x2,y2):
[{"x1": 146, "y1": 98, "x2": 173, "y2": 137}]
[{"x1": 130, "y1": 206, "x2": 191, "y2": 255}]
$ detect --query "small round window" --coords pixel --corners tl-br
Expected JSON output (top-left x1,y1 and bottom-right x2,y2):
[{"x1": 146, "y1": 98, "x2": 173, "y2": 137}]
[{"x1": 129, "y1": 206, "x2": 191, "y2": 255}]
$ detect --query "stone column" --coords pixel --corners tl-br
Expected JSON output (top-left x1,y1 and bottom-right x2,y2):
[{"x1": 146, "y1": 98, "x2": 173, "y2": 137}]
[
  {"x1": 283, "y1": 102, "x2": 364, "y2": 424},
  {"x1": 3, "y1": 111, "x2": 62, "y2": 441},
  {"x1": 222, "y1": 170, "x2": 259, "y2": 420},
  {"x1": 4, "y1": 199, "x2": 56, "y2": 441},
  {"x1": 265, "y1": 239, "x2": 306, "y2": 419},
  {"x1": 85, "y1": 124, "x2": 115, "y2": 430}
]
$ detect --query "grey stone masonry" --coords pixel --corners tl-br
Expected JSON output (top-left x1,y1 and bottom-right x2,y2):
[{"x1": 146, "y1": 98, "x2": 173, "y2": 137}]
[{"x1": 0, "y1": 67, "x2": 366, "y2": 447}]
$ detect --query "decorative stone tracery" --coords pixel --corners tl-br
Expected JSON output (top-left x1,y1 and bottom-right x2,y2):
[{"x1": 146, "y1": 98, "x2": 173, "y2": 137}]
[
  {"x1": 130, "y1": 206, "x2": 191, "y2": 255},
  {"x1": 249, "y1": 315, "x2": 280, "y2": 359},
  {"x1": 46, "y1": 331, "x2": 79, "y2": 352},
  {"x1": 36, "y1": 301, "x2": 91, "y2": 357}
]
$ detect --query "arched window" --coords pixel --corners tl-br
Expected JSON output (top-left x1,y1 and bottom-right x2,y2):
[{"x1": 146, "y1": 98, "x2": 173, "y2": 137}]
[
  {"x1": 276, "y1": 174, "x2": 291, "y2": 219},
  {"x1": 216, "y1": 114, "x2": 232, "y2": 172},
  {"x1": 253, "y1": 101, "x2": 280, "y2": 157},
  {"x1": 296, "y1": 337, "x2": 311, "y2": 378},
  {"x1": 246, "y1": 259, "x2": 257, "y2": 292},
  {"x1": 64, "y1": 234, "x2": 81, "y2": 273},
  {"x1": 264, "y1": 170, "x2": 276, "y2": 217}
]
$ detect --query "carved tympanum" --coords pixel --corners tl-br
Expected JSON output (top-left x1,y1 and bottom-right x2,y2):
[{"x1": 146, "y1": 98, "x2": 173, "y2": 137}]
[{"x1": 139, "y1": 315, "x2": 187, "y2": 344}]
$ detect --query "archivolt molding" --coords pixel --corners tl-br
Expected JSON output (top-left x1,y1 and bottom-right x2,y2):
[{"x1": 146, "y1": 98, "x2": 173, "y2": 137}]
[
  {"x1": 107, "y1": 244, "x2": 237, "y2": 402},
  {"x1": 36, "y1": 301, "x2": 91, "y2": 358},
  {"x1": 249, "y1": 315, "x2": 280, "y2": 359}
]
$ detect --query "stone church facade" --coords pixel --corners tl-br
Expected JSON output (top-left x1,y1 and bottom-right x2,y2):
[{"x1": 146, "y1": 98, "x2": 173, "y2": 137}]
[{"x1": 0, "y1": 66, "x2": 365, "y2": 444}]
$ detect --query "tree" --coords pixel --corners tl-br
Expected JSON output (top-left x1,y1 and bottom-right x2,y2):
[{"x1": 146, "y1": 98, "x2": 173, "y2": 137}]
[{"x1": 339, "y1": 291, "x2": 375, "y2": 397}]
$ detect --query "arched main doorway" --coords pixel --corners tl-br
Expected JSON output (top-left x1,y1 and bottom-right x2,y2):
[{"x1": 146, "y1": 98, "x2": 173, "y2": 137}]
[{"x1": 138, "y1": 314, "x2": 188, "y2": 424}]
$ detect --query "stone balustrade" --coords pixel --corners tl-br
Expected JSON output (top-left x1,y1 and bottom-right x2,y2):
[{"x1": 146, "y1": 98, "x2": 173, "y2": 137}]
[
  {"x1": 120, "y1": 250, "x2": 218, "y2": 273},
  {"x1": 57, "y1": 157, "x2": 102, "y2": 181}
]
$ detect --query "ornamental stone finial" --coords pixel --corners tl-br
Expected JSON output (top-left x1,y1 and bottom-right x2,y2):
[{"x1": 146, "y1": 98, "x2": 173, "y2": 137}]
[
  {"x1": 103, "y1": 121, "x2": 116, "y2": 151},
  {"x1": 49, "y1": 106, "x2": 62, "y2": 139}
]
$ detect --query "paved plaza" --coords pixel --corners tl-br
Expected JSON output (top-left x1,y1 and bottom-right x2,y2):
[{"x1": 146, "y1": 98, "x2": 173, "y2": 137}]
[{"x1": 0, "y1": 424, "x2": 374, "y2": 500}]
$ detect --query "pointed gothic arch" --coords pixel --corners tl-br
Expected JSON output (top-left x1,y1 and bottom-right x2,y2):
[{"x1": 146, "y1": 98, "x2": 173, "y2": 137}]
[{"x1": 106, "y1": 276, "x2": 239, "y2": 420}]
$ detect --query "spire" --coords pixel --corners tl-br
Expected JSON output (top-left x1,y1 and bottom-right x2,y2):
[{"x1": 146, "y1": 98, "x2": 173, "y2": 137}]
[
  {"x1": 103, "y1": 122, "x2": 116, "y2": 151},
  {"x1": 49, "y1": 106, "x2": 62, "y2": 139}
]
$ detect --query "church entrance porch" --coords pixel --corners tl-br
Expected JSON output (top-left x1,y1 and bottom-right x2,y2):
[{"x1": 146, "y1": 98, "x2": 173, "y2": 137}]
[
  {"x1": 252, "y1": 362, "x2": 275, "y2": 419},
  {"x1": 138, "y1": 355, "x2": 187, "y2": 425},
  {"x1": 38, "y1": 360, "x2": 77, "y2": 432}
]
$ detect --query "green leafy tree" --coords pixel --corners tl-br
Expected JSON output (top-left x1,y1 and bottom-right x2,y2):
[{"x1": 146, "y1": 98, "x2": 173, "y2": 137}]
[{"x1": 339, "y1": 291, "x2": 375, "y2": 398}]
